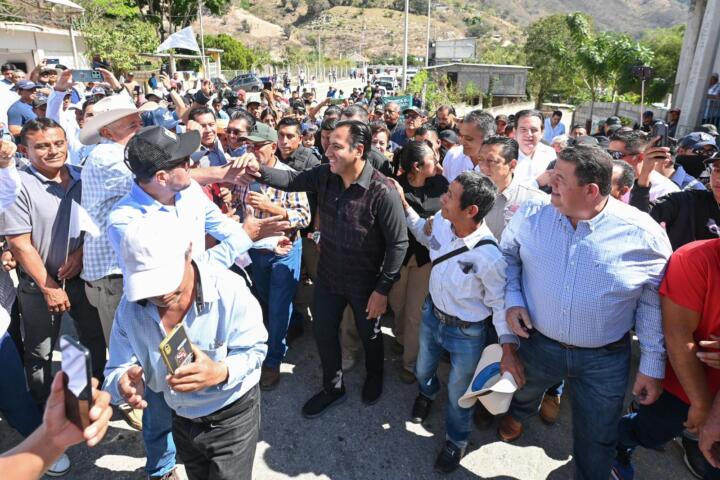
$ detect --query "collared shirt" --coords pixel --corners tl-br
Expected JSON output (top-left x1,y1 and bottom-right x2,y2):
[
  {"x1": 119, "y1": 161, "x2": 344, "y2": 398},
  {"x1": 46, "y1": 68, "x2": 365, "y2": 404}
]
[
  {"x1": 501, "y1": 197, "x2": 671, "y2": 378},
  {"x1": 542, "y1": 119, "x2": 566, "y2": 144},
  {"x1": 103, "y1": 261, "x2": 268, "y2": 419},
  {"x1": 671, "y1": 165, "x2": 706, "y2": 191},
  {"x1": 81, "y1": 139, "x2": 134, "y2": 281},
  {"x1": 647, "y1": 170, "x2": 681, "y2": 201},
  {"x1": 278, "y1": 146, "x2": 321, "y2": 172},
  {"x1": 514, "y1": 143, "x2": 556, "y2": 187},
  {"x1": 198, "y1": 140, "x2": 228, "y2": 167},
  {"x1": 259, "y1": 161, "x2": 408, "y2": 297},
  {"x1": 1, "y1": 164, "x2": 83, "y2": 277},
  {"x1": 108, "y1": 180, "x2": 253, "y2": 274},
  {"x1": 442, "y1": 145, "x2": 473, "y2": 183},
  {"x1": 405, "y1": 209, "x2": 508, "y2": 337},
  {"x1": 485, "y1": 177, "x2": 548, "y2": 241}
]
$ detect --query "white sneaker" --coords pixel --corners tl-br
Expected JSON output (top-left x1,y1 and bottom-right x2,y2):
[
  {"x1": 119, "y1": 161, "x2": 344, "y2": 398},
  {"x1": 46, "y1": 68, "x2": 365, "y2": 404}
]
[{"x1": 46, "y1": 453, "x2": 71, "y2": 477}]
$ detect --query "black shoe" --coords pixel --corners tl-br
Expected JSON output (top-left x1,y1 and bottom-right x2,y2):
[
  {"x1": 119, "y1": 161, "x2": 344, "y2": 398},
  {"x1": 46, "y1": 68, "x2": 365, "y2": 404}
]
[
  {"x1": 682, "y1": 435, "x2": 708, "y2": 479},
  {"x1": 286, "y1": 320, "x2": 305, "y2": 345},
  {"x1": 434, "y1": 441, "x2": 465, "y2": 473},
  {"x1": 473, "y1": 403, "x2": 495, "y2": 429},
  {"x1": 390, "y1": 339, "x2": 404, "y2": 355},
  {"x1": 411, "y1": 394, "x2": 433, "y2": 423},
  {"x1": 362, "y1": 373, "x2": 383, "y2": 405},
  {"x1": 301, "y1": 387, "x2": 346, "y2": 419}
]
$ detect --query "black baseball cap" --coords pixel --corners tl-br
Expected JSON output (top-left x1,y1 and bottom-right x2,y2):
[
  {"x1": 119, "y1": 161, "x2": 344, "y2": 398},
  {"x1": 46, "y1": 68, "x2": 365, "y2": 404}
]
[
  {"x1": 439, "y1": 129, "x2": 459, "y2": 144},
  {"x1": 124, "y1": 126, "x2": 200, "y2": 177}
]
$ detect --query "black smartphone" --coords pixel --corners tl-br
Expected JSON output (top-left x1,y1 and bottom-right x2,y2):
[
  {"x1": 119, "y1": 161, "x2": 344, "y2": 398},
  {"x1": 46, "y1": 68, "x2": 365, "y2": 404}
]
[
  {"x1": 46, "y1": 58, "x2": 60, "y2": 65},
  {"x1": 60, "y1": 335, "x2": 93, "y2": 430},
  {"x1": 651, "y1": 120, "x2": 669, "y2": 148}
]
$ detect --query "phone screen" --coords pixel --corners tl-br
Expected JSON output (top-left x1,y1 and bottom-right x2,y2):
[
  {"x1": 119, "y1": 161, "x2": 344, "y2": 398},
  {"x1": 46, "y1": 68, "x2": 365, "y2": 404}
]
[{"x1": 60, "y1": 335, "x2": 93, "y2": 430}]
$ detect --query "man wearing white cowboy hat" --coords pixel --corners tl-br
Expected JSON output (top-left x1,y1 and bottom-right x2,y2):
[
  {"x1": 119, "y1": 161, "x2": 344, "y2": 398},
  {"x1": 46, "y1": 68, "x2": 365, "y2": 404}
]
[{"x1": 390, "y1": 170, "x2": 508, "y2": 473}]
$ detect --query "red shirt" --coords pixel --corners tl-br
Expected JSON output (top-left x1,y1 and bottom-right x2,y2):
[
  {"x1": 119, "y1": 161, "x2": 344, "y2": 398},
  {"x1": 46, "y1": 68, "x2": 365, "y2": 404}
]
[{"x1": 660, "y1": 238, "x2": 720, "y2": 405}]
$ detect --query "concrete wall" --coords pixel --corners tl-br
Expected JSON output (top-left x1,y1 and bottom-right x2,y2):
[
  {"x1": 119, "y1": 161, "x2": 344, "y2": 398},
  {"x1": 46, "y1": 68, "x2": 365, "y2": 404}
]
[
  {"x1": 0, "y1": 25, "x2": 88, "y2": 70},
  {"x1": 572, "y1": 101, "x2": 667, "y2": 132},
  {"x1": 428, "y1": 64, "x2": 529, "y2": 97}
]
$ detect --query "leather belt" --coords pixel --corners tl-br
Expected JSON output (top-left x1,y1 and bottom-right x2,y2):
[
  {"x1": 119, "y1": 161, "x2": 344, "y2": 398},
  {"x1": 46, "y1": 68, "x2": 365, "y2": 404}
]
[
  {"x1": 536, "y1": 330, "x2": 629, "y2": 350},
  {"x1": 432, "y1": 305, "x2": 474, "y2": 329}
]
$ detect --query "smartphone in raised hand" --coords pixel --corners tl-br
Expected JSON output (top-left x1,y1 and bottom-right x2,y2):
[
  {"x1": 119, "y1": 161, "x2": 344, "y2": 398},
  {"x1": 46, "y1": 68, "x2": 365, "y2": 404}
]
[
  {"x1": 60, "y1": 335, "x2": 93, "y2": 430},
  {"x1": 72, "y1": 70, "x2": 103, "y2": 83}
]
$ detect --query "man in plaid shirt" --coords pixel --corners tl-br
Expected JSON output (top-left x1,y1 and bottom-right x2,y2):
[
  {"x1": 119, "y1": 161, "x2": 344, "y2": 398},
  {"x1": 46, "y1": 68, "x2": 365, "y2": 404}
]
[{"x1": 239, "y1": 122, "x2": 311, "y2": 390}]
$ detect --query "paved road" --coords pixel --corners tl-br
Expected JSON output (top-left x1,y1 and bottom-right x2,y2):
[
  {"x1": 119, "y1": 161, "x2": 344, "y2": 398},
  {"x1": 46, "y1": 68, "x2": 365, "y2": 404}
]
[{"x1": 0, "y1": 314, "x2": 691, "y2": 480}]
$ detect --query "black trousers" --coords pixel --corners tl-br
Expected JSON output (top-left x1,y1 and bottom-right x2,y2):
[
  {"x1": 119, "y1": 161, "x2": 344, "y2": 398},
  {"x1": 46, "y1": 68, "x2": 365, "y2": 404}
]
[
  {"x1": 17, "y1": 273, "x2": 106, "y2": 405},
  {"x1": 313, "y1": 283, "x2": 384, "y2": 389},
  {"x1": 172, "y1": 384, "x2": 261, "y2": 480}
]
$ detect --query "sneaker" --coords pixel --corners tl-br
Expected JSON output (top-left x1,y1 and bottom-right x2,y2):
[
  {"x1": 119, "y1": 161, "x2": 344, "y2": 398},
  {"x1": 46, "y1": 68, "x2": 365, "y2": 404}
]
[
  {"x1": 610, "y1": 458, "x2": 634, "y2": 480},
  {"x1": 260, "y1": 366, "x2": 280, "y2": 391},
  {"x1": 362, "y1": 373, "x2": 383, "y2": 405},
  {"x1": 434, "y1": 441, "x2": 465, "y2": 474},
  {"x1": 46, "y1": 453, "x2": 71, "y2": 477},
  {"x1": 118, "y1": 403, "x2": 143, "y2": 431},
  {"x1": 411, "y1": 394, "x2": 433, "y2": 423},
  {"x1": 302, "y1": 386, "x2": 346, "y2": 418},
  {"x1": 681, "y1": 435, "x2": 708, "y2": 479}
]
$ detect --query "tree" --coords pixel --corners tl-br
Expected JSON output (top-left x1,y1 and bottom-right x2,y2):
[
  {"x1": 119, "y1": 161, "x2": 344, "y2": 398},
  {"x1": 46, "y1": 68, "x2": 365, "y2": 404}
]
[
  {"x1": 82, "y1": 17, "x2": 159, "y2": 74},
  {"x1": 203, "y1": 34, "x2": 257, "y2": 71},
  {"x1": 523, "y1": 14, "x2": 579, "y2": 108},
  {"x1": 132, "y1": 0, "x2": 232, "y2": 41}
]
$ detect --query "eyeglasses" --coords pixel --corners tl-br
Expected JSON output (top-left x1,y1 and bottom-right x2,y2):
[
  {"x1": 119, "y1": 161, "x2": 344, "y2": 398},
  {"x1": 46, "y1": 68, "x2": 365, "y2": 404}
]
[
  {"x1": 248, "y1": 142, "x2": 271, "y2": 150},
  {"x1": 226, "y1": 128, "x2": 247, "y2": 136},
  {"x1": 404, "y1": 114, "x2": 420, "y2": 121},
  {"x1": 607, "y1": 150, "x2": 639, "y2": 160}
]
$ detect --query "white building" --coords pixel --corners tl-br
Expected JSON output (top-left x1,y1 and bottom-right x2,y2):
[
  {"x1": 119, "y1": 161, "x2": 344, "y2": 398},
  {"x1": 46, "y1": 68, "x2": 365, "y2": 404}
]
[{"x1": 0, "y1": 21, "x2": 88, "y2": 72}]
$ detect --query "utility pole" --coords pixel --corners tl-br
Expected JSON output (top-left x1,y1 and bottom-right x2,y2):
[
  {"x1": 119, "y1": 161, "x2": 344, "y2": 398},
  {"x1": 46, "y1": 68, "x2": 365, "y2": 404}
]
[
  {"x1": 198, "y1": 0, "x2": 207, "y2": 78},
  {"x1": 402, "y1": 0, "x2": 409, "y2": 91},
  {"x1": 425, "y1": 0, "x2": 431, "y2": 68}
]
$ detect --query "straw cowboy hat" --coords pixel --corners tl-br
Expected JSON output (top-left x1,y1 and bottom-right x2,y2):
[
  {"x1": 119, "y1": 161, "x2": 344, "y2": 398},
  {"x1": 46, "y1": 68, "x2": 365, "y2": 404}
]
[
  {"x1": 80, "y1": 94, "x2": 138, "y2": 145},
  {"x1": 458, "y1": 344, "x2": 518, "y2": 415}
]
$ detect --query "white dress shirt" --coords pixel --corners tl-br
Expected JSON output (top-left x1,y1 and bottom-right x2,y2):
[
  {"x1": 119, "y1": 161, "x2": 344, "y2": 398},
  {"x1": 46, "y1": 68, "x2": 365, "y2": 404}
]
[
  {"x1": 485, "y1": 177, "x2": 549, "y2": 241},
  {"x1": 514, "y1": 142, "x2": 556, "y2": 187},
  {"x1": 404, "y1": 208, "x2": 509, "y2": 339},
  {"x1": 442, "y1": 145, "x2": 473, "y2": 182}
]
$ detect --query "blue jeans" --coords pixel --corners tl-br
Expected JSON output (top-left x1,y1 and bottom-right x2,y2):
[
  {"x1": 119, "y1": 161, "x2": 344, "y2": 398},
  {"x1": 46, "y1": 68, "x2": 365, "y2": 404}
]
[
  {"x1": 414, "y1": 296, "x2": 488, "y2": 448},
  {"x1": 617, "y1": 391, "x2": 720, "y2": 479},
  {"x1": 143, "y1": 387, "x2": 176, "y2": 477},
  {"x1": 0, "y1": 331, "x2": 42, "y2": 437},
  {"x1": 509, "y1": 330, "x2": 630, "y2": 480},
  {"x1": 249, "y1": 239, "x2": 302, "y2": 369}
]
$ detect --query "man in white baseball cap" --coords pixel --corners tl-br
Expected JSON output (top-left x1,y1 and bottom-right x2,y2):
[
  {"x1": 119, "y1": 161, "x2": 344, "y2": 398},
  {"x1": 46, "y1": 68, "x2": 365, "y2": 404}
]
[{"x1": 104, "y1": 213, "x2": 267, "y2": 480}]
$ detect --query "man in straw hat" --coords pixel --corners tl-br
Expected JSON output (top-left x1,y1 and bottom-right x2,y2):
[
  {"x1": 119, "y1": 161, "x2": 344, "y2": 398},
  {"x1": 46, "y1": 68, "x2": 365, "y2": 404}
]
[{"x1": 390, "y1": 170, "x2": 508, "y2": 473}]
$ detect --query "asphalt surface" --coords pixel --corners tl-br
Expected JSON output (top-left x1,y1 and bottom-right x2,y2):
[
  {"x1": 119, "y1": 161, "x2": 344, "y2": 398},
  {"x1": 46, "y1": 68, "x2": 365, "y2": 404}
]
[{"x1": 0, "y1": 312, "x2": 693, "y2": 480}]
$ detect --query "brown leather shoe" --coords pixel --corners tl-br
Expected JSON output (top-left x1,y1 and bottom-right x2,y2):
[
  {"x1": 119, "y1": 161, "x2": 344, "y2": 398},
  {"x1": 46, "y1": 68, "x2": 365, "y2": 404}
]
[
  {"x1": 118, "y1": 403, "x2": 143, "y2": 431},
  {"x1": 473, "y1": 403, "x2": 495, "y2": 429},
  {"x1": 149, "y1": 468, "x2": 180, "y2": 480},
  {"x1": 539, "y1": 394, "x2": 561, "y2": 425},
  {"x1": 399, "y1": 368, "x2": 415, "y2": 384},
  {"x1": 498, "y1": 414, "x2": 523, "y2": 442},
  {"x1": 260, "y1": 367, "x2": 280, "y2": 391}
]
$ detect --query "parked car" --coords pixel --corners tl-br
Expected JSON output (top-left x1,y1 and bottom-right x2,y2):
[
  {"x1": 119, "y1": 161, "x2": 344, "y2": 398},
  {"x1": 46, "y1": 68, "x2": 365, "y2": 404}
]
[
  {"x1": 375, "y1": 80, "x2": 395, "y2": 96},
  {"x1": 228, "y1": 73, "x2": 263, "y2": 92}
]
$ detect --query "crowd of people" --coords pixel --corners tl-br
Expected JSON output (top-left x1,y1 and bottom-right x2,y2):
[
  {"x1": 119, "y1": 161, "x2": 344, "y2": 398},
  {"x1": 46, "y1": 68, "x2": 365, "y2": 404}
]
[{"x1": 0, "y1": 57, "x2": 719, "y2": 480}]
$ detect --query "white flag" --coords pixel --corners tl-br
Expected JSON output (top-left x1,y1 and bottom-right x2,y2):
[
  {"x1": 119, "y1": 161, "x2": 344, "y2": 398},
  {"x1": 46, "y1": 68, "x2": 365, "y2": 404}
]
[
  {"x1": 69, "y1": 200, "x2": 100, "y2": 238},
  {"x1": 156, "y1": 27, "x2": 200, "y2": 53}
]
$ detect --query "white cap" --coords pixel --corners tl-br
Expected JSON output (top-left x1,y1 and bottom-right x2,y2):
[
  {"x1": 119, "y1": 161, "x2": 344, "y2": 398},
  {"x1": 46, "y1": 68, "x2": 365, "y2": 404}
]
[
  {"x1": 119, "y1": 213, "x2": 190, "y2": 302},
  {"x1": 80, "y1": 94, "x2": 138, "y2": 145}
]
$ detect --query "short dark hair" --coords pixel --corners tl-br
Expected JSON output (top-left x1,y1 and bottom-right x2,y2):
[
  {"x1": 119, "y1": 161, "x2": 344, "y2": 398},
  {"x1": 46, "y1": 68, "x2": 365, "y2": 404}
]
[
  {"x1": 400, "y1": 140, "x2": 435, "y2": 176},
  {"x1": 515, "y1": 109, "x2": 545, "y2": 128},
  {"x1": 552, "y1": 110, "x2": 562, "y2": 118},
  {"x1": 277, "y1": 117, "x2": 301, "y2": 135},
  {"x1": 321, "y1": 117, "x2": 338, "y2": 132},
  {"x1": 557, "y1": 145, "x2": 613, "y2": 196},
  {"x1": 188, "y1": 106, "x2": 215, "y2": 122},
  {"x1": 462, "y1": 110, "x2": 496, "y2": 137},
  {"x1": 436, "y1": 104, "x2": 456, "y2": 116},
  {"x1": 1, "y1": 63, "x2": 16, "y2": 73},
  {"x1": 612, "y1": 159, "x2": 635, "y2": 190},
  {"x1": 341, "y1": 104, "x2": 369, "y2": 122},
  {"x1": 81, "y1": 97, "x2": 99, "y2": 116},
  {"x1": 610, "y1": 129, "x2": 649, "y2": 154},
  {"x1": 571, "y1": 124, "x2": 585, "y2": 131},
  {"x1": 324, "y1": 105, "x2": 342, "y2": 118},
  {"x1": 229, "y1": 109, "x2": 255, "y2": 127},
  {"x1": 334, "y1": 120, "x2": 371, "y2": 160},
  {"x1": 20, "y1": 117, "x2": 66, "y2": 146},
  {"x1": 260, "y1": 108, "x2": 278, "y2": 122},
  {"x1": 481, "y1": 135, "x2": 519, "y2": 164},
  {"x1": 454, "y1": 171, "x2": 497, "y2": 223},
  {"x1": 370, "y1": 121, "x2": 390, "y2": 139},
  {"x1": 415, "y1": 124, "x2": 438, "y2": 138}
]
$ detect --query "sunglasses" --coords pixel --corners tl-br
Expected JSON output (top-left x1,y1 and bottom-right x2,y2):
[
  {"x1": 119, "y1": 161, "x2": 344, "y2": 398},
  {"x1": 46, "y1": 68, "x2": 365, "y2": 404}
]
[
  {"x1": 226, "y1": 128, "x2": 247, "y2": 136},
  {"x1": 607, "y1": 150, "x2": 638, "y2": 160}
]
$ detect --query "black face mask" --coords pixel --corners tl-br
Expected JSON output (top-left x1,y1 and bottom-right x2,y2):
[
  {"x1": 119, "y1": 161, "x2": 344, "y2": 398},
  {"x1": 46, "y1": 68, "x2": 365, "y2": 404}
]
[{"x1": 674, "y1": 155, "x2": 709, "y2": 179}]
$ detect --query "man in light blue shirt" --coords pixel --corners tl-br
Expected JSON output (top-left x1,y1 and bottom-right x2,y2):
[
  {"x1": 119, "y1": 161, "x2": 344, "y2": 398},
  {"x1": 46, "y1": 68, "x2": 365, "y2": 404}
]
[
  {"x1": 496, "y1": 145, "x2": 671, "y2": 480},
  {"x1": 104, "y1": 213, "x2": 267, "y2": 480},
  {"x1": 542, "y1": 110, "x2": 565, "y2": 144}
]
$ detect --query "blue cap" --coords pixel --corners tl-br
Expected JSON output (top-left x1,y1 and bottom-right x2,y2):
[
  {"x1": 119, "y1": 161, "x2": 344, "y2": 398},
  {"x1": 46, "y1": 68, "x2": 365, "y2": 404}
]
[
  {"x1": 678, "y1": 132, "x2": 717, "y2": 151},
  {"x1": 14, "y1": 80, "x2": 37, "y2": 91}
]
